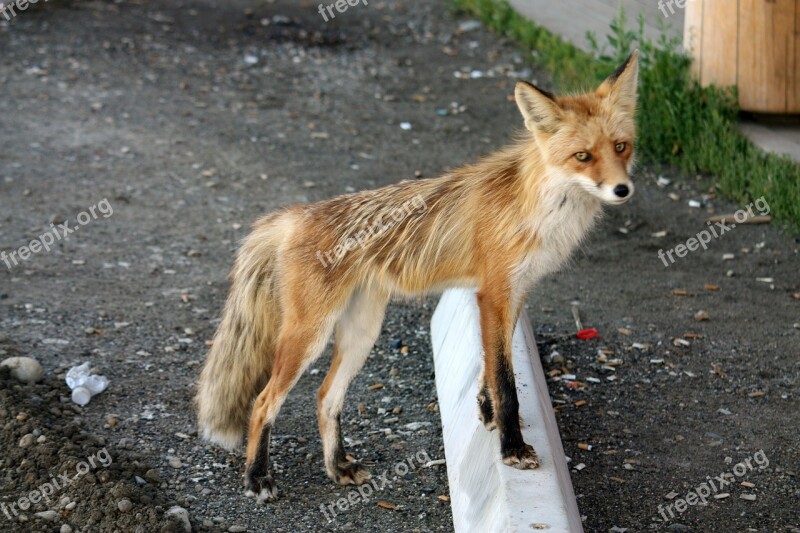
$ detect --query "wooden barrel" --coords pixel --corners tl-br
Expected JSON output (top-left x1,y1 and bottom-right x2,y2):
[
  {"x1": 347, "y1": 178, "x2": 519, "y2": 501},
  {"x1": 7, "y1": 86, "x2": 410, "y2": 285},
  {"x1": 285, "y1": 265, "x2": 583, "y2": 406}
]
[{"x1": 684, "y1": 0, "x2": 800, "y2": 114}]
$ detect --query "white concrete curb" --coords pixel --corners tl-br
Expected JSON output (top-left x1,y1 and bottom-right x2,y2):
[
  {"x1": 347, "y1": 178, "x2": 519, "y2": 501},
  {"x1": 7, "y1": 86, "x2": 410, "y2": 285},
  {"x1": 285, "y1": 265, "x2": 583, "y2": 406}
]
[{"x1": 431, "y1": 288, "x2": 583, "y2": 533}]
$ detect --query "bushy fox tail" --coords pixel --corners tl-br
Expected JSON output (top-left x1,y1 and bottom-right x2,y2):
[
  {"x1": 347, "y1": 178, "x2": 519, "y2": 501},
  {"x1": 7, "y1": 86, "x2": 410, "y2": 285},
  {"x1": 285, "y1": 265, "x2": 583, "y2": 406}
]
[{"x1": 195, "y1": 213, "x2": 288, "y2": 450}]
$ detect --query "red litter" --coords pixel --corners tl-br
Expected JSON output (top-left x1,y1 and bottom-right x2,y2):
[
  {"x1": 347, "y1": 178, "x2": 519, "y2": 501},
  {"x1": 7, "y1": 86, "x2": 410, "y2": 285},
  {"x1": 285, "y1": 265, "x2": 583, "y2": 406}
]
[{"x1": 571, "y1": 303, "x2": 599, "y2": 340}]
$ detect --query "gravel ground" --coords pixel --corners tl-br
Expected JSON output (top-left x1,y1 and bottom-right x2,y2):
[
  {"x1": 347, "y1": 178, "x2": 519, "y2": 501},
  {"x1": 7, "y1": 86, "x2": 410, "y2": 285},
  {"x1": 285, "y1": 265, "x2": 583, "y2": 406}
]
[{"x1": 0, "y1": 0, "x2": 798, "y2": 532}]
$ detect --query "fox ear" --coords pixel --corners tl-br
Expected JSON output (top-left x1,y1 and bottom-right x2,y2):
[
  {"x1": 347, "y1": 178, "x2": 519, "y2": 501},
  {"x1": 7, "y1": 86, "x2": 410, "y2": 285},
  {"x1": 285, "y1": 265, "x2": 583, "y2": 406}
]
[
  {"x1": 598, "y1": 50, "x2": 639, "y2": 114},
  {"x1": 515, "y1": 81, "x2": 563, "y2": 134}
]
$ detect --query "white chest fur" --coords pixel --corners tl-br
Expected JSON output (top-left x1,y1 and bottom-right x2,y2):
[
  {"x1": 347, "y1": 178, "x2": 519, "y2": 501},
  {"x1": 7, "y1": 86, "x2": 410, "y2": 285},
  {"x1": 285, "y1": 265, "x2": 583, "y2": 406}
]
[{"x1": 513, "y1": 188, "x2": 602, "y2": 296}]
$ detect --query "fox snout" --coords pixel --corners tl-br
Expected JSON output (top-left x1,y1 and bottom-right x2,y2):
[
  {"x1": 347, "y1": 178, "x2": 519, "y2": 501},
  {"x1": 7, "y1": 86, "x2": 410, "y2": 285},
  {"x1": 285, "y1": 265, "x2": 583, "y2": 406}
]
[
  {"x1": 599, "y1": 179, "x2": 635, "y2": 205},
  {"x1": 613, "y1": 184, "x2": 630, "y2": 198}
]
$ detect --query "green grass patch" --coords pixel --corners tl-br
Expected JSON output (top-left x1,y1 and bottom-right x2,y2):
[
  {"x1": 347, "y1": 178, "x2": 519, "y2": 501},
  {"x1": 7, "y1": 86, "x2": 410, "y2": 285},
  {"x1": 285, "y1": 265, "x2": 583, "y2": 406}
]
[{"x1": 452, "y1": 0, "x2": 800, "y2": 231}]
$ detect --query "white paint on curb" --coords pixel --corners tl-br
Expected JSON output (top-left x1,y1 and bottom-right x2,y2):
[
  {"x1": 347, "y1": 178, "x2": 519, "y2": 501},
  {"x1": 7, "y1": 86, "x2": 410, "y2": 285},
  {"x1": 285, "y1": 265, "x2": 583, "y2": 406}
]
[{"x1": 431, "y1": 288, "x2": 583, "y2": 533}]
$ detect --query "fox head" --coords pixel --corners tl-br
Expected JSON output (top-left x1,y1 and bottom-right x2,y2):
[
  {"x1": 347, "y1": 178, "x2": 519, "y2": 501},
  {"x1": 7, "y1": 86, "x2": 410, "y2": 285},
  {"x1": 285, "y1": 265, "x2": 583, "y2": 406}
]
[{"x1": 515, "y1": 51, "x2": 639, "y2": 205}]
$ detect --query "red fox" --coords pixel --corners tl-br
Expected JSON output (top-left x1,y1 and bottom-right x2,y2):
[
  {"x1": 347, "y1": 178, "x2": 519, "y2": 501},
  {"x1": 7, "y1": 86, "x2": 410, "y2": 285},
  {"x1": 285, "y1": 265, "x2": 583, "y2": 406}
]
[{"x1": 196, "y1": 51, "x2": 639, "y2": 501}]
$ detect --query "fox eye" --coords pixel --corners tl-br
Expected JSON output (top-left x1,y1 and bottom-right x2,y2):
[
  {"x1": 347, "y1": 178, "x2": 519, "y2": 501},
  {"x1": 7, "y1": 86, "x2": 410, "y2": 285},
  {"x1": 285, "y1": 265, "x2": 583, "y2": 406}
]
[
  {"x1": 615, "y1": 142, "x2": 627, "y2": 153},
  {"x1": 574, "y1": 152, "x2": 592, "y2": 162}
]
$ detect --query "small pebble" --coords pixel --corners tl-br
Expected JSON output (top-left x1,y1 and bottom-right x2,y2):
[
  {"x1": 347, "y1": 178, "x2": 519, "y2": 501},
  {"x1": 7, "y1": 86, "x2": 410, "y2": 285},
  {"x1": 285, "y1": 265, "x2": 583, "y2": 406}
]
[
  {"x1": 1, "y1": 357, "x2": 44, "y2": 383},
  {"x1": 169, "y1": 456, "x2": 183, "y2": 469},
  {"x1": 19, "y1": 433, "x2": 35, "y2": 448},
  {"x1": 117, "y1": 499, "x2": 133, "y2": 512},
  {"x1": 165, "y1": 506, "x2": 191, "y2": 532}
]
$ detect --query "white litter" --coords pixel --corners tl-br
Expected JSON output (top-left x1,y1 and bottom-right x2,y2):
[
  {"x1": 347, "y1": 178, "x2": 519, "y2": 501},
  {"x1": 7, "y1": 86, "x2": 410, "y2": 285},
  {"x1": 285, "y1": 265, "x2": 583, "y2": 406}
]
[
  {"x1": 458, "y1": 20, "x2": 482, "y2": 32},
  {"x1": 65, "y1": 362, "x2": 109, "y2": 406}
]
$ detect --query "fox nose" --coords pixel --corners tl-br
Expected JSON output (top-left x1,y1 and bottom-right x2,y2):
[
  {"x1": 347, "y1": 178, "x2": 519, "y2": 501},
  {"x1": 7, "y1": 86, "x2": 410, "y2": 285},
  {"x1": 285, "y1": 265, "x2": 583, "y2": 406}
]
[{"x1": 613, "y1": 184, "x2": 630, "y2": 198}]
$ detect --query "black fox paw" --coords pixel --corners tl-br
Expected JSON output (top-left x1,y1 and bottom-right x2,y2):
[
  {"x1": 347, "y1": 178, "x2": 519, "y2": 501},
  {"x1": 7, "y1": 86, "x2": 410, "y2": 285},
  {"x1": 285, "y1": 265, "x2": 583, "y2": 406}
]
[
  {"x1": 245, "y1": 472, "x2": 278, "y2": 502},
  {"x1": 502, "y1": 443, "x2": 541, "y2": 470},
  {"x1": 330, "y1": 461, "x2": 371, "y2": 486}
]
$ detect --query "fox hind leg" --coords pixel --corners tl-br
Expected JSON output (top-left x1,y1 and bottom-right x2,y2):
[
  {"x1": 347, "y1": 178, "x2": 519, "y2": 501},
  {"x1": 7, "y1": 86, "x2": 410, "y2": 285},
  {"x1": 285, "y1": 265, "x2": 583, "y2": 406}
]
[
  {"x1": 244, "y1": 308, "x2": 338, "y2": 502},
  {"x1": 318, "y1": 287, "x2": 388, "y2": 485}
]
